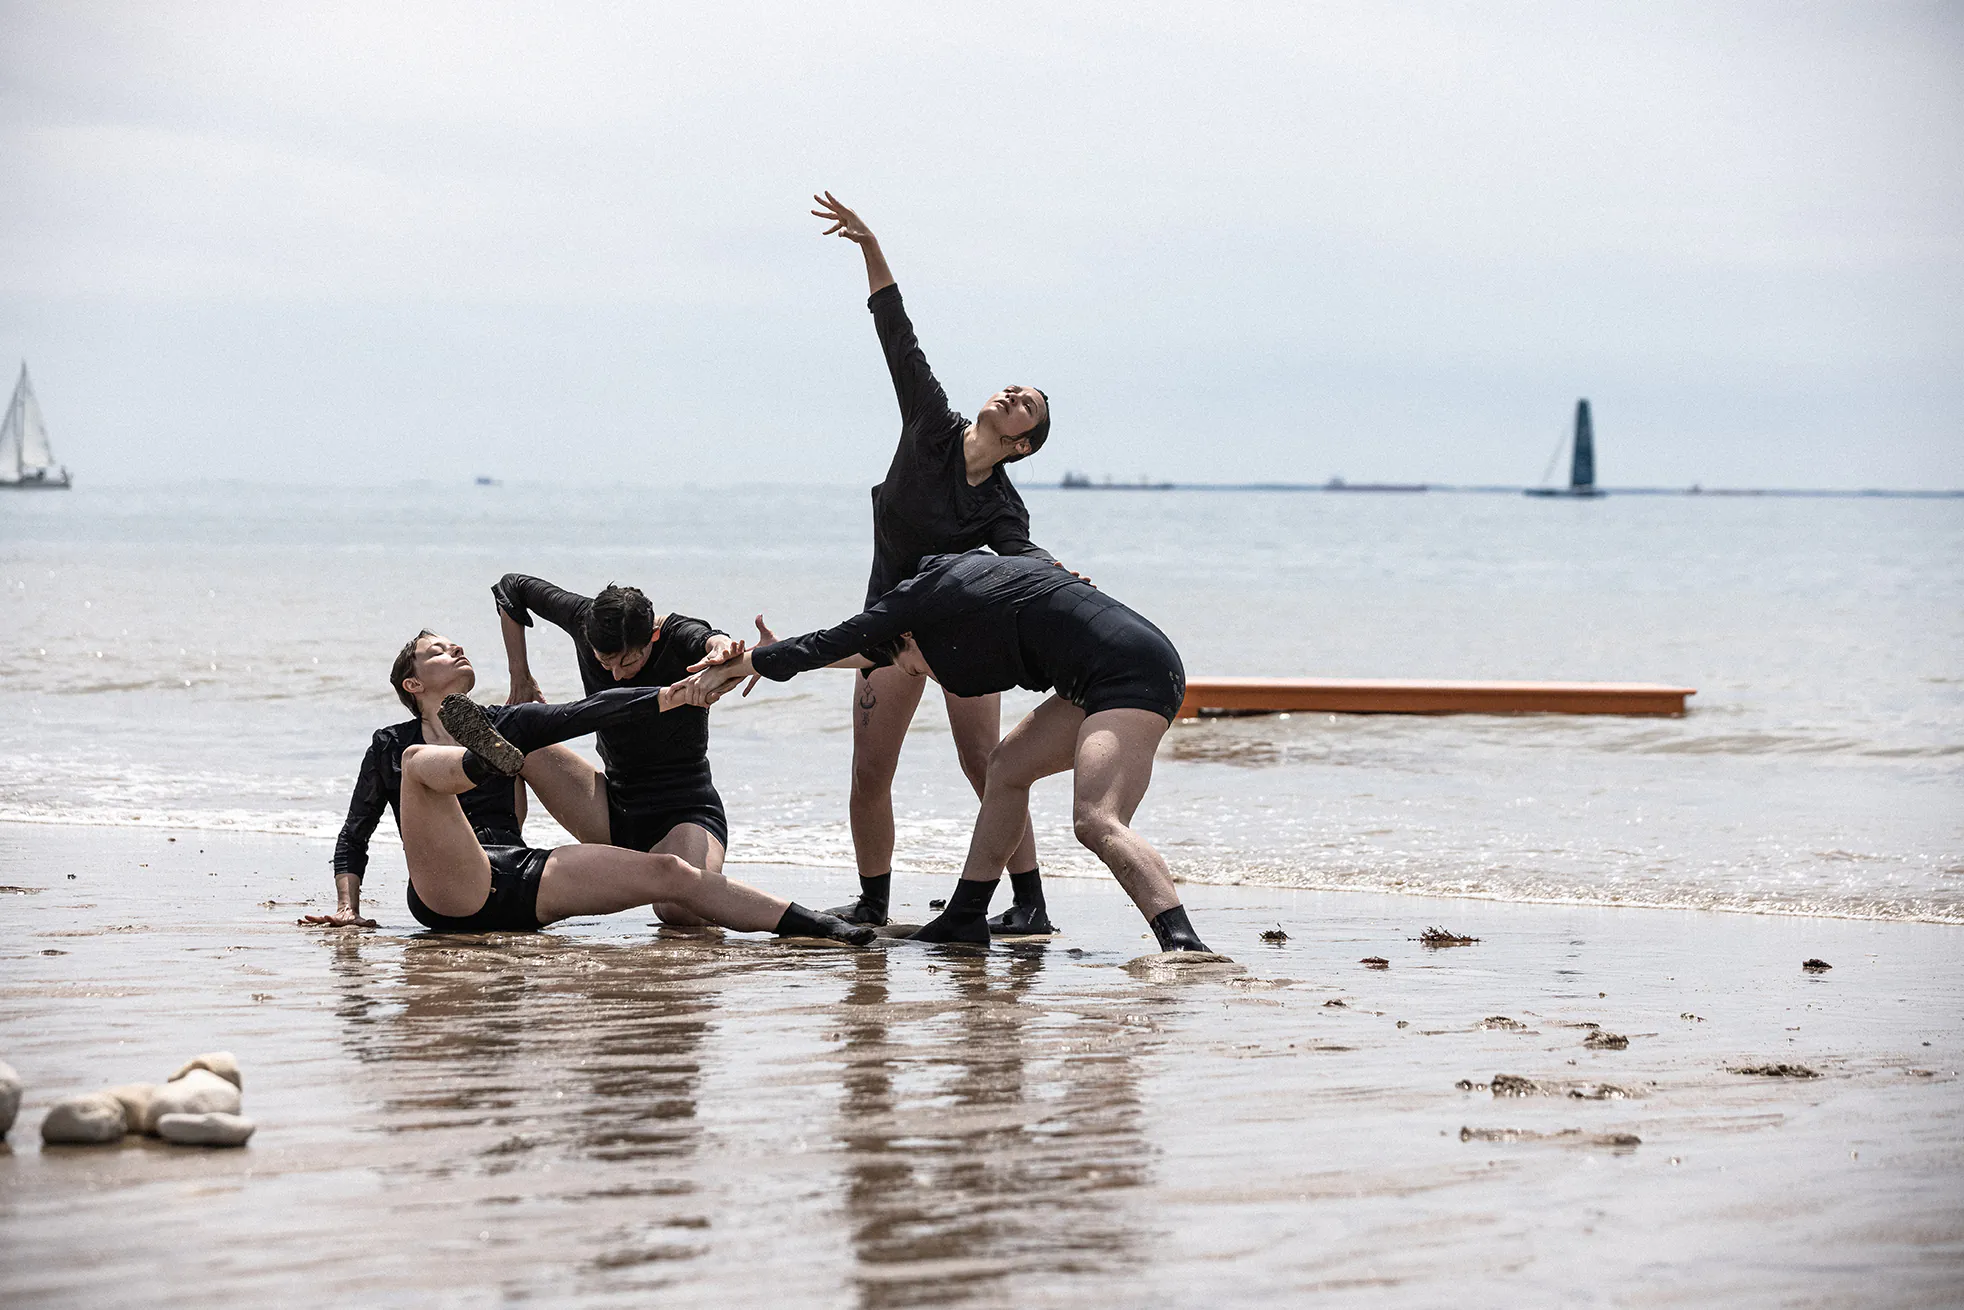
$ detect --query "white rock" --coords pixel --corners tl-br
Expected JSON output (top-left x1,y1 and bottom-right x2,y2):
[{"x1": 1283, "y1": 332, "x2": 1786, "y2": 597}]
[
  {"x1": 0, "y1": 1060, "x2": 20, "y2": 1136},
  {"x1": 40, "y1": 1092, "x2": 128, "y2": 1144},
  {"x1": 169, "y1": 1051, "x2": 242, "y2": 1090},
  {"x1": 104, "y1": 1083, "x2": 161, "y2": 1135},
  {"x1": 156, "y1": 1112, "x2": 255, "y2": 1147},
  {"x1": 146, "y1": 1068, "x2": 241, "y2": 1127}
]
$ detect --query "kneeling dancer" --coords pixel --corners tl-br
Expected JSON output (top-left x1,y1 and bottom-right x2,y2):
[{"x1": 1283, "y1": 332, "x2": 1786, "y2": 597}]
[
  {"x1": 313, "y1": 631, "x2": 871, "y2": 943},
  {"x1": 686, "y1": 552, "x2": 1211, "y2": 951}
]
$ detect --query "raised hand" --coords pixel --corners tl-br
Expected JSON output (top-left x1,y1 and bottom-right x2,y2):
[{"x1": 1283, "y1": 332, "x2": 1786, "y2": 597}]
[
  {"x1": 743, "y1": 614, "x2": 776, "y2": 697},
  {"x1": 811, "y1": 191, "x2": 874, "y2": 245}
]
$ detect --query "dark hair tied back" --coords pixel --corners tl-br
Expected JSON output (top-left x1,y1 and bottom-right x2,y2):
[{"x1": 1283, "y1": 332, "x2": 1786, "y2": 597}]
[
  {"x1": 391, "y1": 629, "x2": 435, "y2": 714},
  {"x1": 584, "y1": 583, "x2": 656, "y2": 655},
  {"x1": 1004, "y1": 388, "x2": 1050, "y2": 463}
]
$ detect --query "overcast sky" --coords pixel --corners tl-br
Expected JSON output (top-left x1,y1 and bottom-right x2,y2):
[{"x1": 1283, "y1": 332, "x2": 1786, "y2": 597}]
[{"x1": 2, "y1": 1, "x2": 1959, "y2": 488}]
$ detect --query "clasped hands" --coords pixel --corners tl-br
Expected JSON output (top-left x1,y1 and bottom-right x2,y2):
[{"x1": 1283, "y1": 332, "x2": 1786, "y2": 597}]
[{"x1": 670, "y1": 615, "x2": 776, "y2": 709}]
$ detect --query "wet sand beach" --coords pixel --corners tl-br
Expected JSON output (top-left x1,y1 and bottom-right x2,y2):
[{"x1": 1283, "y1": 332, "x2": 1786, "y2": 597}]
[{"x1": 2, "y1": 822, "x2": 1959, "y2": 1307}]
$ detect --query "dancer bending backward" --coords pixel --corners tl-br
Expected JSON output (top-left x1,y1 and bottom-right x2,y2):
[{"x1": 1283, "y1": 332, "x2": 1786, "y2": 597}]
[
  {"x1": 493, "y1": 575, "x2": 733, "y2": 926},
  {"x1": 307, "y1": 631, "x2": 871, "y2": 943},
  {"x1": 814, "y1": 191, "x2": 1066, "y2": 935},
  {"x1": 685, "y1": 552, "x2": 1213, "y2": 952}
]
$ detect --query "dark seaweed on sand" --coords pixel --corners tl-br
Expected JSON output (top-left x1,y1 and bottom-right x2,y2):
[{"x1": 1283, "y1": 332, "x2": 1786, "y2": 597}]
[
  {"x1": 1729, "y1": 1063, "x2": 1820, "y2": 1078},
  {"x1": 1260, "y1": 926, "x2": 1288, "y2": 944},
  {"x1": 1417, "y1": 926, "x2": 1479, "y2": 947},
  {"x1": 1802, "y1": 958, "x2": 1832, "y2": 971}
]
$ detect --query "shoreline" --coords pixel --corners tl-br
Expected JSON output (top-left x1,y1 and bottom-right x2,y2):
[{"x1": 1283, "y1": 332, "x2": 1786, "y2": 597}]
[
  {"x1": 3, "y1": 813, "x2": 1958, "y2": 927},
  {"x1": 3, "y1": 822, "x2": 1960, "y2": 1306}
]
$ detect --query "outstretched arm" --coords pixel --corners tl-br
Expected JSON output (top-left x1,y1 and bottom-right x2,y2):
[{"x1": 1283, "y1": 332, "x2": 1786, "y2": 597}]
[
  {"x1": 813, "y1": 191, "x2": 893, "y2": 294},
  {"x1": 305, "y1": 736, "x2": 389, "y2": 929}
]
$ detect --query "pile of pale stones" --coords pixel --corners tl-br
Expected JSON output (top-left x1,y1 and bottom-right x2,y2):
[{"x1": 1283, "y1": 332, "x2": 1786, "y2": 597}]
[{"x1": 0, "y1": 1053, "x2": 257, "y2": 1148}]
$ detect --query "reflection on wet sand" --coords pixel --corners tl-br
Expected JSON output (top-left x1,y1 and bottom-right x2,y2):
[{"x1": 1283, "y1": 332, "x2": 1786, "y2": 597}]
[
  {"x1": 834, "y1": 947, "x2": 1154, "y2": 1306},
  {"x1": 323, "y1": 928, "x2": 729, "y2": 1286},
  {"x1": 319, "y1": 929, "x2": 1167, "y2": 1302}
]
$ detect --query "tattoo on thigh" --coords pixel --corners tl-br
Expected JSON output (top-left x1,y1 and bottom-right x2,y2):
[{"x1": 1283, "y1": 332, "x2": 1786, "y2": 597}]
[{"x1": 858, "y1": 686, "x2": 878, "y2": 723}]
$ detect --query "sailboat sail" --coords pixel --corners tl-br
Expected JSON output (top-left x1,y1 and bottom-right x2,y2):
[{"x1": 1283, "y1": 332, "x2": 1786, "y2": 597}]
[
  {"x1": 1, "y1": 364, "x2": 71, "y2": 487},
  {"x1": 1570, "y1": 399, "x2": 1596, "y2": 491},
  {"x1": 0, "y1": 389, "x2": 18, "y2": 481},
  {"x1": 1525, "y1": 397, "x2": 1604, "y2": 499}
]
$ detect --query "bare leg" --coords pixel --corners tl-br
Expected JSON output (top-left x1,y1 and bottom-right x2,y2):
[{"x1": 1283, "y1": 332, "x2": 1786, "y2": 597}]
[
  {"x1": 960, "y1": 696, "x2": 1081, "y2": 881},
  {"x1": 1069, "y1": 708, "x2": 1180, "y2": 919},
  {"x1": 534, "y1": 845, "x2": 782, "y2": 930},
  {"x1": 837, "y1": 664, "x2": 928, "y2": 922},
  {"x1": 911, "y1": 697, "x2": 1079, "y2": 944},
  {"x1": 398, "y1": 744, "x2": 495, "y2": 919},
  {"x1": 849, "y1": 664, "x2": 928, "y2": 878},
  {"x1": 648, "y1": 822, "x2": 725, "y2": 927},
  {"x1": 942, "y1": 688, "x2": 1037, "y2": 873},
  {"x1": 517, "y1": 743, "x2": 611, "y2": 843}
]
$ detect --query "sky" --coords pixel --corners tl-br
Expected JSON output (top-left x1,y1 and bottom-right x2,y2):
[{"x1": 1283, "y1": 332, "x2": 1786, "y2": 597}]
[{"x1": 2, "y1": 1, "x2": 1960, "y2": 489}]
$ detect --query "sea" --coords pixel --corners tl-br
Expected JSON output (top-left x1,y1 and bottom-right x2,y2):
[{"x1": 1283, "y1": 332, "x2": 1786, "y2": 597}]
[{"x1": 2, "y1": 481, "x2": 1959, "y2": 923}]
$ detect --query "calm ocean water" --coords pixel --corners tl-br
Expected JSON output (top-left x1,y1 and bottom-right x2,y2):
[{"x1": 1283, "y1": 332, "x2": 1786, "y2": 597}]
[{"x1": 2, "y1": 482, "x2": 1959, "y2": 921}]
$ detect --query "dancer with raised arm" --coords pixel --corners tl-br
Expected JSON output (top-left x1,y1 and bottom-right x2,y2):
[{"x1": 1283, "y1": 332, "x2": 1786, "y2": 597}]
[
  {"x1": 812, "y1": 191, "x2": 1066, "y2": 935},
  {"x1": 492, "y1": 574, "x2": 732, "y2": 925},
  {"x1": 307, "y1": 631, "x2": 872, "y2": 943},
  {"x1": 680, "y1": 552, "x2": 1214, "y2": 953}
]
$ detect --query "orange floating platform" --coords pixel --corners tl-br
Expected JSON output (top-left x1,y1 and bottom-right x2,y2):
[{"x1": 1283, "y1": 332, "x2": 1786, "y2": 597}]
[{"x1": 1177, "y1": 677, "x2": 1695, "y2": 718}]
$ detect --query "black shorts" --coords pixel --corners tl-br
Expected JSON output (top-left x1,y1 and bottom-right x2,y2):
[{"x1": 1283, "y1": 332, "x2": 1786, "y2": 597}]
[
  {"x1": 607, "y1": 799, "x2": 729, "y2": 852},
  {"x1": 406, "y1": 845, "x2": 548, "y2": 932},
  {"x1": 1019, "y1": 584, "x2": 1188, "y2": 723}
]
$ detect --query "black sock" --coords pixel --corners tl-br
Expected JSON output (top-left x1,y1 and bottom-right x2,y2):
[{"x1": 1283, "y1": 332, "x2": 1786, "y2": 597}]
[
  {"x1": 1149, "y1": 905, "x2": 1211, "y2": 953},
  {"x1": 857, "y1": 873, "x2": 891, "y2": 913},
  {"x1": 911, "y1": 877, "x2": 998, "y2": 944},
  {"x1": 775, "y1": 902, "x2": 877, "y2": 945},
  {"x1": 1008, "y1": 867, "x2": 1044, "y2": 906},
  {"x1": 460, "y1": 751, "x2": 499, "y2": 787}
]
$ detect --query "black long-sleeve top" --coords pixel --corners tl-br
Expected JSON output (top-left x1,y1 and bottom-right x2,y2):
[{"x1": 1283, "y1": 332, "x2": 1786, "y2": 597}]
[
  {"x1": 752, "y1": 551, "x2": 1084, "y2": 699},
  {"x1": 491, "y1": 573, "x2": 723, "y2": 815},
  {"x1": 863, "y1": 284, "x2": 1056, "y2": 606},
  {"x1": 331, "y1": 685, "x2": 672, "y2": 881}
]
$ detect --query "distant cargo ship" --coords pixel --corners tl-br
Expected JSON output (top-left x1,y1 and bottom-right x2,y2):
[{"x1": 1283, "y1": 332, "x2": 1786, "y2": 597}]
[
  {"x1": 0, "y1": 363, "x2": 71, "y2": 490},
  {"x1": 1323, "y1": 476, "x2": 1427, "y2": 492},
  {"x1": 1061, "y1": 471, "x2": 1174, "y2": 490}
]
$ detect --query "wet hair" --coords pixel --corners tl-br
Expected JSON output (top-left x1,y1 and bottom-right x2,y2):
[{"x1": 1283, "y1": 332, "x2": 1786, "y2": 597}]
[
  {"x1": 861, "y1": 634, "x2": 905, "y2": 668},
  {"x1": 584, "y1": 583, "x2": 656, "y2": 655},
  {"x1": 391, "y1": 630, "x2": 435, "y2": 714},
  {"x1": 1003, "y1": 388, "x2": 1050, "y2": 463}
]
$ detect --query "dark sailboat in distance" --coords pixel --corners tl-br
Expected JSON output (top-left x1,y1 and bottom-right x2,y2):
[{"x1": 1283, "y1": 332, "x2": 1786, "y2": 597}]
[{"x1": 1526, "y1": 399, "x2": 1604, "y2": 499}]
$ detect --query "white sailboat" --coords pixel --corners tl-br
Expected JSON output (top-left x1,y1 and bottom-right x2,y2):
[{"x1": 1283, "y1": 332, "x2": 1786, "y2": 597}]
[{"x1": 0, "y1": 363, "x2": 71, "y2": 489}]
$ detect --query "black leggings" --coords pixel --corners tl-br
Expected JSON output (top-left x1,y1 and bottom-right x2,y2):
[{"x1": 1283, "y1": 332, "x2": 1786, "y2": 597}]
[
  {"x1": 1017, "y1": 584, "x2": 1187, "y2": 722},
  {"x1": 406, "y1": 845, "x2": 549, "y2": 932}
]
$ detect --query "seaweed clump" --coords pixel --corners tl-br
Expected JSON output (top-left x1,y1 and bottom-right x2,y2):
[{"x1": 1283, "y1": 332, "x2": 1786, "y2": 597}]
[{"x1": 1418, "y1": 926, "x2": 1479, "y2": 948}]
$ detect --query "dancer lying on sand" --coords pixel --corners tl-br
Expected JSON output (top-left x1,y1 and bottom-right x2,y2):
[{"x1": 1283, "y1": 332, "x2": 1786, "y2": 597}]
[
  {"x1": 682, "y1": 551, "x2": 1212, "y2": 952},
  {"x1": 308, "y1": 631, "x2": 872, "y2": 943},
  {"x1": 812, "y1": 191, "x2": 1065, "y2": 935},
  {"x1": 493, "y1": 575, "x2": 733, "y2": 925}
]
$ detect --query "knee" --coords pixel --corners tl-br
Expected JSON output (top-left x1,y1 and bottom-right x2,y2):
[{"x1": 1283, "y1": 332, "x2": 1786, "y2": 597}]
[
  {"x1": 955, "y1": 741, "x2": 993, "y2": 785},
  {"x1": 1073, "y1": 806, "x2": 1122, "y2": 853},
  {"x1": 850, "y1": 752, "x2": 896, "y2": 799},
  {"x1": 647, "y1": 852, "x2": 697, "y2": 886},
  {"x1": 401, "y1": 743, "x2": 432, "y2": 768}
]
